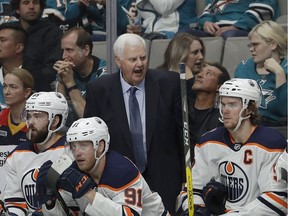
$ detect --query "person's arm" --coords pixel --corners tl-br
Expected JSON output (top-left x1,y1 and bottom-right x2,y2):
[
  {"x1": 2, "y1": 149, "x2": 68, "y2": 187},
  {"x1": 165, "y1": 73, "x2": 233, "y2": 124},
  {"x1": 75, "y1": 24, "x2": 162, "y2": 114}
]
[
  {"x1": 233, "y1": 0, "x2": 279, "y2": 31},
  {"x1": 198, "y1": 0, "x2": 217, "y2": 30},
  {"x1": 264, "y1": 58, "x2": 286, "y2": 88},
  {"x1": 54, "y1": 60, "x2": 86, "y2": 118},
  {"x1": 4, "y1": 155, "x2": 27, "y2": 216}
]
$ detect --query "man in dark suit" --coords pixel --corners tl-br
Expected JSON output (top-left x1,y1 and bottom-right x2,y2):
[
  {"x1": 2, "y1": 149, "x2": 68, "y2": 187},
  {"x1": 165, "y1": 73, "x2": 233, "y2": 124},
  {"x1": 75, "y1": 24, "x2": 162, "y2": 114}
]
[{"x1": 84, "y1": 33, "x2": 184, "y2": 214}]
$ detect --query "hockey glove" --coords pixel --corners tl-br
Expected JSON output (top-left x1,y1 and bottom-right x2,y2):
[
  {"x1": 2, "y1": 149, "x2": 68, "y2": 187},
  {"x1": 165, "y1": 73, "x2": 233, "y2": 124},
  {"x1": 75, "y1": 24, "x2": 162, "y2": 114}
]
[
  {"x1": 202, "y1": 179, "x2": 227, "y2": 215},
  {"x1": 36, "y1": 160, "x2": 56, "y2": 205},
  {"x1": 57, "y1": 167, "x2": 96, "y2": 199}
]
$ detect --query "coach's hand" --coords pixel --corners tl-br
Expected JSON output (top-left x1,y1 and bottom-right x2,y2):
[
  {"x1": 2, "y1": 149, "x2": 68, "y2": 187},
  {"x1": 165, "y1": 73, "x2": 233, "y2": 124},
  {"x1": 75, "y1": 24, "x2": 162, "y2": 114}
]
[
  {"x1": 57, "y1": 167, "x2": 96, "y2": 199},
  {"x1": 202, "y1": 179, "x2": 227, "y2": 215},
  {"x1": 36, "y1": 160, "x2": 56, "y2": 205}
]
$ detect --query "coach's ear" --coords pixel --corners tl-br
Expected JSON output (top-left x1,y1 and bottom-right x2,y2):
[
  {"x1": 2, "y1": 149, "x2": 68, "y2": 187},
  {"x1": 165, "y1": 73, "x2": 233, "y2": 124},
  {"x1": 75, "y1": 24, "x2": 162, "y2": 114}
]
[{"x1": 115, "y1": 56, "x2": 122, "y2": 69}]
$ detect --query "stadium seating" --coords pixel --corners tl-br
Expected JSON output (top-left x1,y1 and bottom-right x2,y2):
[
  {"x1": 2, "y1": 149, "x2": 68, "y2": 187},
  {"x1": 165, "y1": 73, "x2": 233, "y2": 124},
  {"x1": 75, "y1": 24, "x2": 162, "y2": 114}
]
[{"x1": 221, "y1": 37, "x2": 251, "y2": 78}]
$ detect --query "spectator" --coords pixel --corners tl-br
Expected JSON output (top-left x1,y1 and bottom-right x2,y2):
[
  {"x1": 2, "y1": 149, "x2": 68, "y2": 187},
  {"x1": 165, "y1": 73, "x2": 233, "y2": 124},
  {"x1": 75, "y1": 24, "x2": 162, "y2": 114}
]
[
  {"x1": 84, "y1": 33, "x2": 184, "y2": 214},
  {"x1": 0, "y1": 22, "x2": 26, "y2": 106},
  {"x1": 0, "y1": 68, "x2": 34, "y2": 145},
  {"x1": 0, "y1": 0, "x2": 18, "y2": 24},
  {"x1": 189, "y1": 62, "x2": 230, "y2": 157},
  {"x1": 0, "y1": 68, "x2": 33, "y2": 198},
  {"x1": 127, "y1": 0, "x2": 197, "y2": 39},
  {"x1": 36, "y1": 117, "x2": 170, "y2": 215},
  {"x1": 3, "y1": 91, "x2": 68, "y2": 216},
  {"x1": 176, "y1": 78, "x2": 287, "y2": 215},
  {"x1": 79, "y1": 0, "x2": 133, "y2": 41},
  {"x1": 180, "y1": 0, "x2": 280, "y2": 39},
  {"x1": 159, "y1": 33, "x2": 204, "y2": 78},
  {"x1": 235, "y1": 20, "x2": 287, "y2": 126},
  {"x1": 158, "y1": 32, "x2": 205, "y2": 104},
  {"x1": 10, "y1": 0, "x2": 63, "y2": 92},
  {"x1": 54, "y1": 27, "x2": 106, "y2": 127}
]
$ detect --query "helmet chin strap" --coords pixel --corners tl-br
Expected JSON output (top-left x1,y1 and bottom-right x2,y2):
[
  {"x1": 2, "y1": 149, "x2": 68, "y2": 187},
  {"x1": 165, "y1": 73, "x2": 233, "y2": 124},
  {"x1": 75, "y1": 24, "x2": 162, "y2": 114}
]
[
  {"x1": 87, "y1": 151, "x2": 106, "y2": 174},
  {"x1": 228, "y1": 107, "x2": 250, "y2": 133},
  {"x1": 219, "y1": 105, "x2": 250, "y2": 133},
  {"x1": 35, "y1": 119, "x2": 61, "y2": 146}
]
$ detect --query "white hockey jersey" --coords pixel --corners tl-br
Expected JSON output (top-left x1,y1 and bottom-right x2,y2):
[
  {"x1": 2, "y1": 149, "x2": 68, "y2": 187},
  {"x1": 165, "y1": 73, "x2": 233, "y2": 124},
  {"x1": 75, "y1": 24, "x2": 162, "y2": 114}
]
[
  {"x1": 178, "y1": 126, "x2": 287, "y2": 215},
  {"x1": 43, "y1": 151, "x2": 170, "y2": 216},
  {"x1": 4, "y1": 136, "x2": 66, "y2": 216}
]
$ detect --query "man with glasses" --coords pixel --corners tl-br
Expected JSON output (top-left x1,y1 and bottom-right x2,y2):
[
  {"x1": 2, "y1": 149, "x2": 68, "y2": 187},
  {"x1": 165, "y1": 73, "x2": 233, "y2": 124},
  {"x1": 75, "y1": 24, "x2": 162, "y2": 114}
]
[
  {"x1": 177, "y1": 78, "x2": 287, "y2": 215},
  {"x1": 3, "y1": 92, "x2": 68, "y2": 216}
]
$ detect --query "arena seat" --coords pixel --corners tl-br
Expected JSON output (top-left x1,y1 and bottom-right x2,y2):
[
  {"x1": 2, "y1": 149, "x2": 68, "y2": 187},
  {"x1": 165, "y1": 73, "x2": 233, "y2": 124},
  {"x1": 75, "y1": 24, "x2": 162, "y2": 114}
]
[
  {"x1": 202, "y1": 37, "x2": 224, "y2": 64},
  {"x1": 93, "y1": 39, "x2": 151, "y2": 63},
  {"x1": 92, "y1": 41, "x2": 107, "y2": 60},
  {"x1": 221, "y1": 37, "x2": 251, "y2": 78},
  {"x1": 148, "y1": 39, "x2": 171, "y2": 69}
]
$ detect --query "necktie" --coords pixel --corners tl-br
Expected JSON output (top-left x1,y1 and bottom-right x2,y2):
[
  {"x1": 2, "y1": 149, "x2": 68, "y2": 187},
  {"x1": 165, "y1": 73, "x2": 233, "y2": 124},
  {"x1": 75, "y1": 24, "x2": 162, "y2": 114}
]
[{"x1": 129, "y1": 87, "x2": 146, "y2": 173}]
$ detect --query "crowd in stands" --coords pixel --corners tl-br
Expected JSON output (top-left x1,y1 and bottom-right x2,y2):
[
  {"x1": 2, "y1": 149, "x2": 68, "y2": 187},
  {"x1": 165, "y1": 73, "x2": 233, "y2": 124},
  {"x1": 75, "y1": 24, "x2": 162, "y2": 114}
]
[{"x1": 0, "y1": 0, "x2": 287, "y2": 215}]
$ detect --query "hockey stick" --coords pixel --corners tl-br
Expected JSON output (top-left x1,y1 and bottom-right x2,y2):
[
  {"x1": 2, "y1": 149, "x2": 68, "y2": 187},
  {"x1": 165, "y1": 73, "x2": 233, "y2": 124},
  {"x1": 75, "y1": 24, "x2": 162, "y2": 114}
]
[
  {"x1": 179, "y1": 63, "x2": 194, "y2": 216},
  {"x1": 47, "y1": 154, "x2": 73, "y2": 216}
]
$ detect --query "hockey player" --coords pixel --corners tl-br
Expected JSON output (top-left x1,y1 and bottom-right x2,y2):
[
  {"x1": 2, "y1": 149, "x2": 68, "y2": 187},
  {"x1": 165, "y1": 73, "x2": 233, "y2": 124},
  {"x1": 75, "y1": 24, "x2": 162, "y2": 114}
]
[
  {"x1": 36, "y1": 117, "x2": 170, "y2": 216},
  {"x1": 176, "y1": 78, "x2": 287, "y2": 215},
  {"x1": 3, "y1": 91, "x2": 68, "y2": 216}
]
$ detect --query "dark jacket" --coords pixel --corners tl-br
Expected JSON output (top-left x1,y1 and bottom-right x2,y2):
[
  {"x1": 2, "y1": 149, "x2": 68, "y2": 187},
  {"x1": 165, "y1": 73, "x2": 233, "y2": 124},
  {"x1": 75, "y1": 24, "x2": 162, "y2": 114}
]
[
  {"x1": 84, "y1": 69, "x2": 185, "y2": 214},
  {"x1": 22, "y1": 18, "x2": 62, "y2": 91}
]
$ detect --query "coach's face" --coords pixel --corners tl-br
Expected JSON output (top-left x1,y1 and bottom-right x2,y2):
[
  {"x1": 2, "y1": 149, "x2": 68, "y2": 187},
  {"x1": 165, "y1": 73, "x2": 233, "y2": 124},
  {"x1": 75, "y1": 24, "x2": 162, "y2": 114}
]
[{"x1": 115, "y1": 43, "x2": 148, "y2": 86}]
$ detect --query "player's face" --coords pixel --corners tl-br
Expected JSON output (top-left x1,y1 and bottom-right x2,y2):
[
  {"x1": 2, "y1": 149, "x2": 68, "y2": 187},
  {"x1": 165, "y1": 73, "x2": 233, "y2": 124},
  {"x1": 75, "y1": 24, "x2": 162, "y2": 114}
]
[
  {"x1": 192, "y1": 65, "x2": 222, "y2": 93},
  {"x1": 220, "y1": 97, "x2": 242, "y2": 130},
  {"x1": 70, "y1": 141, "x2": 96, "y2": 172},
  {"x1": 0, "y1": 29, "x2": 19, "y2": 59},
  {"x1": 248, "y1": 34, "x2": 274, "y2": 64},
  {"x1": 26, "y1": 111, "x2": 49, "y2": 143},
  {"x1": 3, "y1": 74, "x2": 29, "y2": 107},
  {"x1": 185, "y1": 40, "x2": 204, "y2": 75},
  {"x1": 116, "y1": 44, "x2": 147, "y2": 86},
  {"x1": 61, "y1": 32, "x2": 86, "y2": 68},
  {"x1": 16, "y1": 0, "x2": 42, "y2": 22}
]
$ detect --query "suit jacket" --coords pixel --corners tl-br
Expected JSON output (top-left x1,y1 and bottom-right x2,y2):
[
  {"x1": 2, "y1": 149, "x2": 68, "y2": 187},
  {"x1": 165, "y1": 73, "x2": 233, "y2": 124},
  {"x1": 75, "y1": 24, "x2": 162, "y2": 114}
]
[{"x1": 84, "y1": 69, "x2": 185, "y2": 214}]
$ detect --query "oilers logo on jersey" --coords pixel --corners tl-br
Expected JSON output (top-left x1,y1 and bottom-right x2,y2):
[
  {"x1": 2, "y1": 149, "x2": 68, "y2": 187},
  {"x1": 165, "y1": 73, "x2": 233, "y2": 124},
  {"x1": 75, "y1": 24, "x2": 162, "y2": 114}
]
[
  {"x1": 219, "y1": 161, "x2": 249, "y2": 203},
  {"x1": 21, "y1": 168, "x2": 40, "y2": 210}
]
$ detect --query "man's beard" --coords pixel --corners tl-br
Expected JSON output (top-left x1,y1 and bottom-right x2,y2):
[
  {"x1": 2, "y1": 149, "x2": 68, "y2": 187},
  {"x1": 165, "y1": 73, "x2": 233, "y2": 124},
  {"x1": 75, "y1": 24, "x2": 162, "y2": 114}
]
[{"x1": 28, "y1": 128, "x2": 49, "y2": 144}]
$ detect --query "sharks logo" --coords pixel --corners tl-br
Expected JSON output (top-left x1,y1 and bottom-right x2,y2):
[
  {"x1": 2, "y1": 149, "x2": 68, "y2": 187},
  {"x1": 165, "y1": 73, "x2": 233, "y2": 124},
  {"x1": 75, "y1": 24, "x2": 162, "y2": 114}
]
[
  {"x1": 258, "y1": 79, "x2": 276, "y2": 109},
  {"x1": 219, "y1": 161, "x2": 249, "y2": 203}
]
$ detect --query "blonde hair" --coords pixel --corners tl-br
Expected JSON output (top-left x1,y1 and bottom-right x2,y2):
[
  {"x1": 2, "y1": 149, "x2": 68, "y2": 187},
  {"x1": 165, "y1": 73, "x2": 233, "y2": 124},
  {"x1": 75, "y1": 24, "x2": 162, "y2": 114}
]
[
  {"x1": 159, "y1": 33, "x2": 205, "y2": 72},
  {"x1": 5, "y1": 68, "x2": 34, "y2": 90},
  {"x1": 249, "y1": 21, "x2": 287, "y2": 58}
]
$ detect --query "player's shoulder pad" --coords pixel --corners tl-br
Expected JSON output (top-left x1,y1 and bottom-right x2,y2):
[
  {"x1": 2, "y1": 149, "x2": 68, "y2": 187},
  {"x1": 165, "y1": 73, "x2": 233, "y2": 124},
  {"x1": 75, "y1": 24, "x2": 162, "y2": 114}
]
[
  {"x1": 198, "y1": 127, "x2": 226, "y2": 145},
  {"x1": 99, "y1": 151, "x2": 140, "y2": 189},
  {"x1": 250, "y1": 126, "x2": 287, "y2": 149}
]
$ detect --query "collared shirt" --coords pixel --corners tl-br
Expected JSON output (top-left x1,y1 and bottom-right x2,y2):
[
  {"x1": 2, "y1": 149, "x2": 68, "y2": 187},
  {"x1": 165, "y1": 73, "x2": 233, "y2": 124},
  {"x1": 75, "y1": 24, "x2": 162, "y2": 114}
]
[{"x1": 120, "y1": 71, "x2": 147, "y2": 155}]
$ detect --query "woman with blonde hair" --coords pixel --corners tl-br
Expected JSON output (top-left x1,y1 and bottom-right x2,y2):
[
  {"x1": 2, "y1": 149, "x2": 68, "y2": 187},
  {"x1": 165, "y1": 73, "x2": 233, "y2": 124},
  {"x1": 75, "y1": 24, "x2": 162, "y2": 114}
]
[
  {"x1": 0, "y1": 68, "x2": 34, "y2": 145},
  {"x1": 235, "y1": 20, "x2": 287, "y2": 126},
  {"x1": 159, "y1": 33, "x2": 205, "y2": 101}
]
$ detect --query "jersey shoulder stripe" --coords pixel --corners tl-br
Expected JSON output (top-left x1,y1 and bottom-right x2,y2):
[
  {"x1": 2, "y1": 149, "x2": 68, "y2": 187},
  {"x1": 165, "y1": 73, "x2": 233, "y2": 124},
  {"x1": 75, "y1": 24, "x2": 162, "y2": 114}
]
[
  {"x1": 7, "y1": 135, "x2": 66, "y2": 159},
  {"x1": 249, "y1": 126, "x2": 287, "y2": 149},
  {"x1": 98, "y1": 151, "x2": 140, "y2": 191}
]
